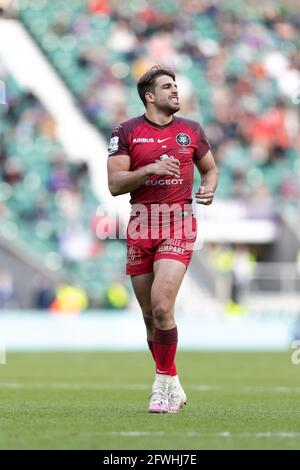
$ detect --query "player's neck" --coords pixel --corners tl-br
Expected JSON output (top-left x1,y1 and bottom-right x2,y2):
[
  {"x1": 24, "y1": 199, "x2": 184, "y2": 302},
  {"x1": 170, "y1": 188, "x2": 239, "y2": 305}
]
[{"x1": 144, "y1": 110, "x2": 173, "y2": 127}]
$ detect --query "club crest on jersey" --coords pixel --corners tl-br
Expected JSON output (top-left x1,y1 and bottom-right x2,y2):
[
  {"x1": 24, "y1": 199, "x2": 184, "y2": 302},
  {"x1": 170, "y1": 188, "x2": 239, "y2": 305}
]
[{"x1": 176, "y1": 133, "x2": 191, "y2": 146}]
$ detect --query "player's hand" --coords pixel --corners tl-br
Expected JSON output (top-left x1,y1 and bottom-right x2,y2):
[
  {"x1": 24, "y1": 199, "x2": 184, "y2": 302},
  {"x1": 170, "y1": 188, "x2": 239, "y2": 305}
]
[
  {"x1": 195, "y1": 186, "x2": 214, "y2": 205},
  {"x1": 147, "y1": 159, "x2": 180, "y2": 178}
]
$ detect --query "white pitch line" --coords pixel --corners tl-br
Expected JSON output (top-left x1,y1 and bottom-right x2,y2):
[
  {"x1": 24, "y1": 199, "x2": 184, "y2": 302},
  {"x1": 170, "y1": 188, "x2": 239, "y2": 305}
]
[
  {"x1": 191, "y1": 385, "x2": 225, "y2": 391},
  {"x1": 0, "y1": 383, "x2": 148, "y2": 390},
  {"x1": 111, "y1": 432, "x2": 165, "y2": 437},
  {"x1": 109, "y1": 431, "x2": 300, "y2": 438},
  {"x1": 191, "y1": 385, "x2": 300, "y2": 393},
  {"x1": 240, "y1": 386, "x2": 300, "y2": 393},
  {"x1": 0, "y1": 383, "x2": 300, "y2": 393}
]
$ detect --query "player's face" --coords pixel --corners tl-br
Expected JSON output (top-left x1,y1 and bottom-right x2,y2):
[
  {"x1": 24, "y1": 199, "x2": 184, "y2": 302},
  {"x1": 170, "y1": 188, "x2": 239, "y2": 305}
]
[{"x1": 149, "y1": 75, "x2": 180, "y2": 114}]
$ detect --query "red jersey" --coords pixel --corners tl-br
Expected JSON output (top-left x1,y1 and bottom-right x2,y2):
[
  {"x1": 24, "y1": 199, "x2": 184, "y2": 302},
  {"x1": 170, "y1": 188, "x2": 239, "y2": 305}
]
[{"x1": 108, "y1": 114, "x2": 210, "y2": 206}]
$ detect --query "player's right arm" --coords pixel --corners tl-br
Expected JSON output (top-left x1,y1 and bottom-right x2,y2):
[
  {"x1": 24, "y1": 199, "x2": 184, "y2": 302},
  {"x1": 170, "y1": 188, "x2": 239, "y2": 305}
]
[{"x1": 107, "y1": 155, "x2": 180, "y2": 196}]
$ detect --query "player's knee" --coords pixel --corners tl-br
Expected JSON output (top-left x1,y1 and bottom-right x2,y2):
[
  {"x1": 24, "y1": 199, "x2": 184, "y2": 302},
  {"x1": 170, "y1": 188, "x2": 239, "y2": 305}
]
[{"x1": 152, "y1": 302, "x2": 172, "y2": 325}]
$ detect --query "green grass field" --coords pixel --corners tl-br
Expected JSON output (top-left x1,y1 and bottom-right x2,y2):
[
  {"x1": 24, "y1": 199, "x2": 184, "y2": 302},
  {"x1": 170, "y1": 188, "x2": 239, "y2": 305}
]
[{"x1": 0, "y1": 351, "x2": 299, "y2": 450}]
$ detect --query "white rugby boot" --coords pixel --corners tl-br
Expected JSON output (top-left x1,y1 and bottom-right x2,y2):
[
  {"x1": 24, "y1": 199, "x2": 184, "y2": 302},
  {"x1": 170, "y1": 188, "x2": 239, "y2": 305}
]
[
  {"x1": 168, "y1": 375, "x2": 187, "y2": 414},
  {"x1": 148, "y1": 374, "x2": 170, "y2": 413}
]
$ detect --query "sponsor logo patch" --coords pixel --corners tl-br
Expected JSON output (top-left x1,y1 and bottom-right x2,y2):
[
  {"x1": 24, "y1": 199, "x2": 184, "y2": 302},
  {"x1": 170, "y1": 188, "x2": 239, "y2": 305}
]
[
  {"x1": 159, "y1": 154, "x2": 174, "y2": 160},
  {"x1": 133, "y1": 138, "x2": 154, "y2": 143},
  {"x1": 108, "y1": 136, "x2": 119, "y2": 154},
  {"x1": 157, "y1": 239, "x2": 186, "y2": 255},
  {"x1": 145, "y1": 178, "x2": 183, "y2": 186},
  {"x1": 127, "y1": 245, "x2": 141, "y2": 265}
]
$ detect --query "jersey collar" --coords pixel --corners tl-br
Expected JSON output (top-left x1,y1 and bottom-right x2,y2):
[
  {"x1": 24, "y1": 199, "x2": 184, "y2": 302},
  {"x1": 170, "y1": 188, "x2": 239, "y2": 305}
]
[{"x1": 143, "y1": 114, "x2": 175, "y2": 129}]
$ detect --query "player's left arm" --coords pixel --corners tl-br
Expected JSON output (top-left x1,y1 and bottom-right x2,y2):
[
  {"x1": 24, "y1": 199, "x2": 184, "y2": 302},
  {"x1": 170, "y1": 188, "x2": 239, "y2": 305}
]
[{"x1": 194, "y1": 150, "x2": 219, "y2": 205}]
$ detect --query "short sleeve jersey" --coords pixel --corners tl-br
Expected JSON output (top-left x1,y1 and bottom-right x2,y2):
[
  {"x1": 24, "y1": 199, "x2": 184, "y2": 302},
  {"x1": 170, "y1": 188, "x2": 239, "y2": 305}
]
[{"x1": 108, "y1": 114, "x2": 211, "y2": 206}]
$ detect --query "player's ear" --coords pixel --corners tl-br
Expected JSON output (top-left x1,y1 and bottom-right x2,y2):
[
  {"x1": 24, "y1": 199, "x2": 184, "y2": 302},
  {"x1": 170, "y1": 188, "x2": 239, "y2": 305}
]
[{"x1": 145, "y1": 91, "x2": 155, "y2": 103}]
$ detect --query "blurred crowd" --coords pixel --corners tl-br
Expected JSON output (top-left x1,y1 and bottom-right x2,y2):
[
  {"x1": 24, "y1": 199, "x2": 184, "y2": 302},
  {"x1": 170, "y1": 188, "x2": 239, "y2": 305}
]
[
  {"x1": 0, "y1": 60, "x2": 128, "y2": 309},
  {"x1": 16, "y1": 0, "x2": 300, "y2": 205},
  {"x1": 0, "y1": 67, "x2": 100, "y2": 257}
]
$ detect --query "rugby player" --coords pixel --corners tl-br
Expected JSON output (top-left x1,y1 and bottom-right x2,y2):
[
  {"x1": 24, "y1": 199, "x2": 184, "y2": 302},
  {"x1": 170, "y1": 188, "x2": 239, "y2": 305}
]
[{"x1": 107, "y1": 65, "x2": 219, "y2": 413}]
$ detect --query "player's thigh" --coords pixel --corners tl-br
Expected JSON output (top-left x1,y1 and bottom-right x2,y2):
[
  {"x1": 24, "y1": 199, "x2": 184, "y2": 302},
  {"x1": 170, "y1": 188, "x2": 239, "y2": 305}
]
[
  {"x1": 151, "y1": 259, "x2": 187, "y2": 310},
  {"x1": 131, "y1": 272, "x2": 154, "y2": 311}
]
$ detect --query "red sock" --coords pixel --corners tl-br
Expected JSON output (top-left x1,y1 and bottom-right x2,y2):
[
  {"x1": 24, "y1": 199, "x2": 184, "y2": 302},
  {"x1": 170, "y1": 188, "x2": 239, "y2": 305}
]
[
  {"x1": 149, "y1": 339, "x2": 177, "y2": 376},
  {"x1": 147, "y1": 340, "x2": 155, "y2": 360},
  {"x1": 170, "y1": 362, "x2": 177, "y2": 377},
  {"x1": 153, "y1": 327, "x2": 178, "y2": 376}
]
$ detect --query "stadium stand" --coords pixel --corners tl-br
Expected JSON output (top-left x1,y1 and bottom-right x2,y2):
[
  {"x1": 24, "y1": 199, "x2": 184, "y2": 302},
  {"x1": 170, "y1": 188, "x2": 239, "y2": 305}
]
[
  {"x1": 0, "y1": 59, "x2": 128, "y2": 308},
  {"x1": 17, "y1": 0, "x2": 300, "y2": 203},
  {"x1": 1, "y1": 0, "x2": 300, "y2": 309}
]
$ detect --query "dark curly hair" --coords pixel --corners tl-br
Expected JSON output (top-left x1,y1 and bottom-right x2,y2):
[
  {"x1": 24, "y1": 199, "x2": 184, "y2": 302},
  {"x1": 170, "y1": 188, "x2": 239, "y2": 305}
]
[{"x1": 137, "y1": 65, "x2": 176, "y2": 107}]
